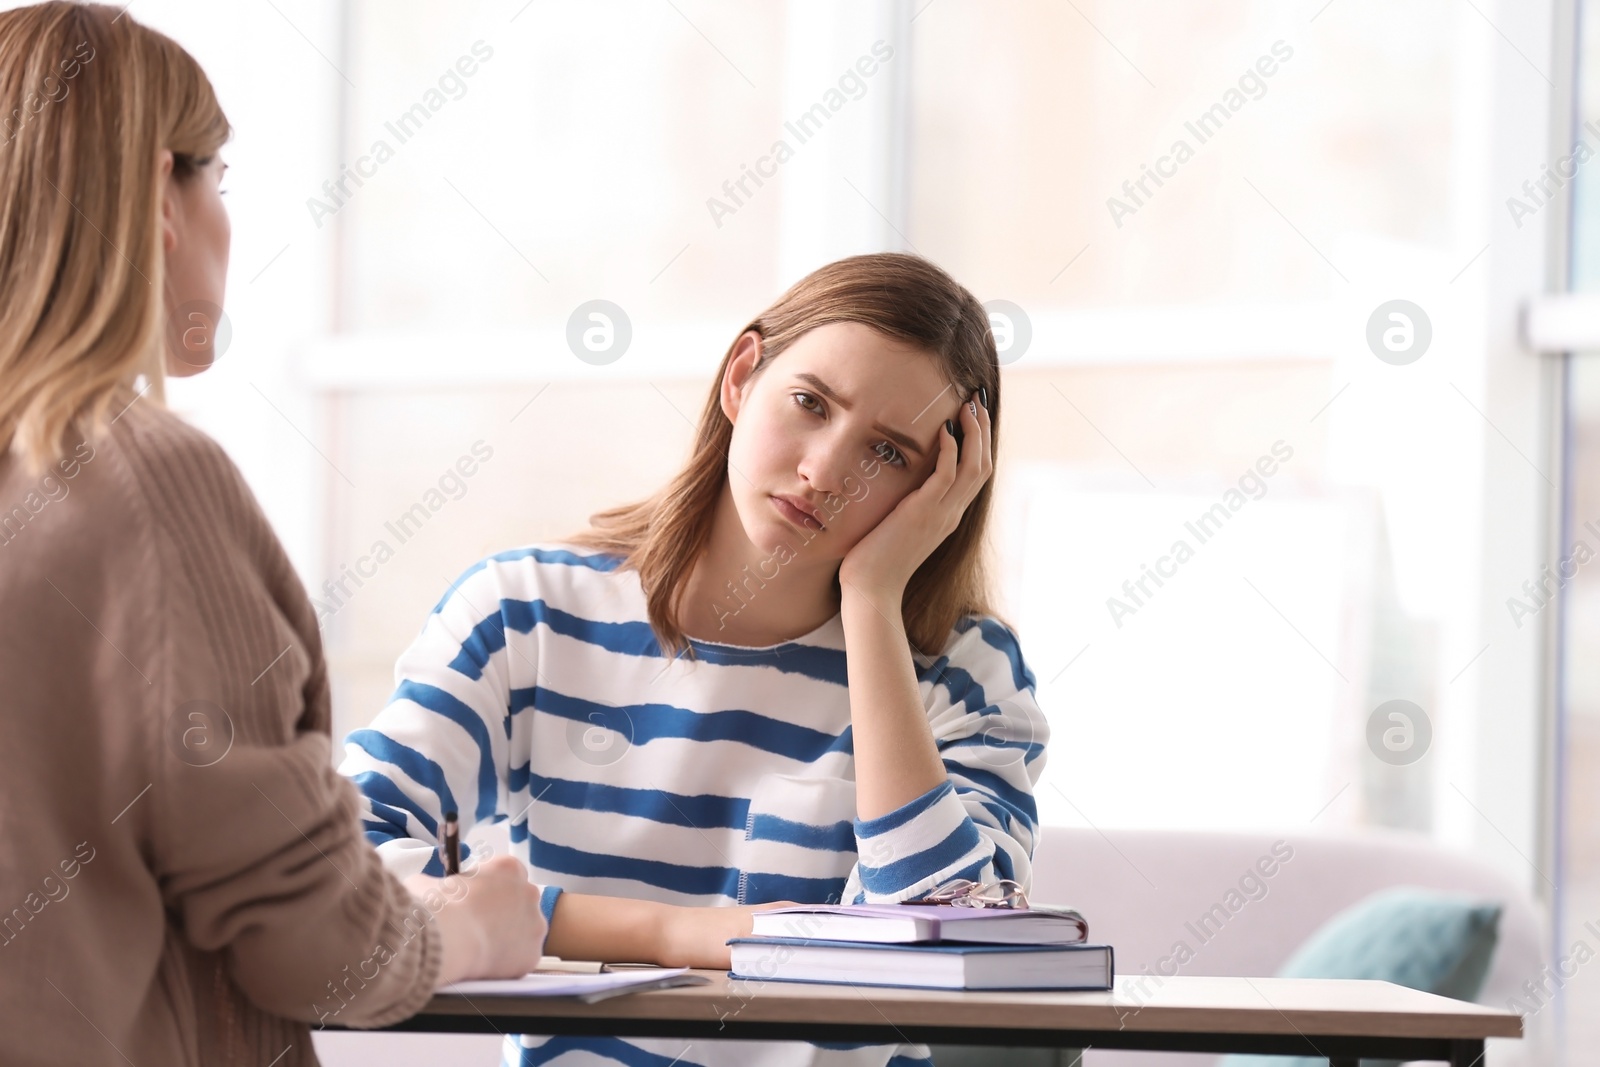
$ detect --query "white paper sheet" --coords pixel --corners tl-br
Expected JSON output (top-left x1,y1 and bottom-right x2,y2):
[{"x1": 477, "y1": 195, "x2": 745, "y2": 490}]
[{"x1": 439, "y1": 966, "x2": 696, "y2": 999}]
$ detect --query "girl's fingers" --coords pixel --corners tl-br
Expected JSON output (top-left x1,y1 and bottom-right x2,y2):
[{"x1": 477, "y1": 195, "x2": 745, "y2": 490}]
[
  {"x1": 941, "y1": 390, "x2": 992, "y2": 506},
  {"x1": 974, "y1": 389, "x2": 992, "y2": 473},
  {"x1": 928, "y1": 422, "x2": 960, "y2": 495}
]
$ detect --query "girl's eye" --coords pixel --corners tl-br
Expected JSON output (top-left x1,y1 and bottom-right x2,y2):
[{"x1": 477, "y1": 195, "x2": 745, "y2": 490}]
[
  {"x1": 793, "y1": 388, "x2": 908, "y2": 463},
  {"x1": 873, "y1": 441, "x2": 906, "y2": 468}
]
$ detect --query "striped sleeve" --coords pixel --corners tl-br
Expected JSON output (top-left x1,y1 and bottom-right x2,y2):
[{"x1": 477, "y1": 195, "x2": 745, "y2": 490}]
[
  {"x1": 843, "y1": 616, "x2": 1048, "y2": 904},
  {"x1": 337, "y1": 560, "x2": 519, "y2": 879}
]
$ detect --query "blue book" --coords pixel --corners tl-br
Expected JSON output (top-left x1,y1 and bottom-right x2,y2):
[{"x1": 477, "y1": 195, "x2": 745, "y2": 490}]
[{"x1": 727, "y1": 936, "x2": 1114, "y2": 991}]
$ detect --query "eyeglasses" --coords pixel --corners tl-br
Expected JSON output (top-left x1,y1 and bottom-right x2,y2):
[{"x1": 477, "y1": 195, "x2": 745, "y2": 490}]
[{"x1": 904, "y1": 877, "x2": 1030, "y2": 909}]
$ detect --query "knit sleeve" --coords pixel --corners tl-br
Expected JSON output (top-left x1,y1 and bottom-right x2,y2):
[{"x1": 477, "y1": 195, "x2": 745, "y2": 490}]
[
  {"x1": 126, "y1": 410, "x2": 441, "y2": 1029},
  {"x1": 841, "y1": 615, "x2": 1049, "y2": 904}
]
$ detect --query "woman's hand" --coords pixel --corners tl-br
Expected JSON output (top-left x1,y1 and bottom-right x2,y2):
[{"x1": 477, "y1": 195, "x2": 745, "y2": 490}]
[
  {"x1": 656, "y1": 900, "x2": 801, "y2": 970},
  {"x1": 837, "y1": 388, "x2": 992, "y2": 606},
  {"x1": 404, "y1": 854, "x2": 549, "y2": 987}
]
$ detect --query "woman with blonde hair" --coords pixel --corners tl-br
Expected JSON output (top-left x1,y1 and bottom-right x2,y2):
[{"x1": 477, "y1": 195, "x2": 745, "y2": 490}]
[
  {"x1": 0, "y1": 5, "x2": 550, "y2": 1064},
  {"x1": 341, "y1": 251, "x2": 1051, "y2": 1066}
]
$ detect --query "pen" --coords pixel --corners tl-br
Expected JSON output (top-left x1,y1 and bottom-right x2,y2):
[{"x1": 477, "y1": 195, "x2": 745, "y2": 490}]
[{"x1": 443, "y1": 810, "x2": 460, "y2": 876}]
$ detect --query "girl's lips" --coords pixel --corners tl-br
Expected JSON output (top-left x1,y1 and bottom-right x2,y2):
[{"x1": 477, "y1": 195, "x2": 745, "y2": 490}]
[{"x1": 771, "y1": 495, "x2": 824, "y2": 532}]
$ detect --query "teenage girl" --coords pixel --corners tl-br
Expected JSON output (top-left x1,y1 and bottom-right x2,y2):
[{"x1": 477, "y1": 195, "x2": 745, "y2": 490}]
[{"x1": 340, "y1": 252, "x2": 1050, "y2": 1067}]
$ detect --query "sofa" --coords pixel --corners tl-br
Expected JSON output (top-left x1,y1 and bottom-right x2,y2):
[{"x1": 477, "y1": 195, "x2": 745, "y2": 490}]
[{"x1": 930, "y1": 826, "x2": 1546, "y2": 1067}]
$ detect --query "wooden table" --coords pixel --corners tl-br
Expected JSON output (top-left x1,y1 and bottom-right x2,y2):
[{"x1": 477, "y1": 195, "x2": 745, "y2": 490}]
[{"x1": 369, "y1": 972, "x2": 1522, "y2": 1065}]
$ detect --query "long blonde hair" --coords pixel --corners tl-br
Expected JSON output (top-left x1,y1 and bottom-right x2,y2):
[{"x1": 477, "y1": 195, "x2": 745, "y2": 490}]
[
  {"x1": 566, "y1": 252, "x2": 1008, "y2": 661},
  {"x1": 0, "y1": 1, "x2": 230, "y2": 472}
]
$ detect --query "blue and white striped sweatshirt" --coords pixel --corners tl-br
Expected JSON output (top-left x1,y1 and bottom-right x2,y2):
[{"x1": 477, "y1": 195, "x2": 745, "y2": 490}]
[{"x1": 338, "y1": 543, "x2": 1049, "y2": 1067}]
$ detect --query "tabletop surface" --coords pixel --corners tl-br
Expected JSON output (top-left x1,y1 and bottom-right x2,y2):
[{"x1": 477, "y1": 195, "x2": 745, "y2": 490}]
[{"x1": 416, "y1": 972, "x2": 1523, "y2": 1040}]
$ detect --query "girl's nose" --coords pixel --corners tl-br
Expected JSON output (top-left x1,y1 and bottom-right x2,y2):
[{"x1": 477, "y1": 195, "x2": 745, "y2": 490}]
[{"x1": 796, "y1": 442, "x2": 854, "y2": 504}]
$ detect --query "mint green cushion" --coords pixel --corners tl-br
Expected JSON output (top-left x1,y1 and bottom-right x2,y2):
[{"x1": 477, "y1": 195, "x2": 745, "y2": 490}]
[{"x1": 1217, "y1": 887, "x2": 1501, "y2": 1067}]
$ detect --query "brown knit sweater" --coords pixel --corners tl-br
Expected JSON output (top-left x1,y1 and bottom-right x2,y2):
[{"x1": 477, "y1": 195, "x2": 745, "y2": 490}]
[{"x1": 0, "y1": 398, "x2": 440, "y2": 1066}]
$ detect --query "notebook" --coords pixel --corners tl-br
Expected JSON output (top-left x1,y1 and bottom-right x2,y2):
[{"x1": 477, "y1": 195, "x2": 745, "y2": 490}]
[
  {"x1": 727, "y1": 937, "x2": 1114, "y2": 991},
  {"x1": 749, "y1": 903, "x2": 1088, "y2": 945}
]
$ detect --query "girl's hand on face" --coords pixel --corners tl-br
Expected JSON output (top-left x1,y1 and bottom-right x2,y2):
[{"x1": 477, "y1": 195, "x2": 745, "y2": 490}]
[
  {"x1": 837, "y1": 388, "x2": 992, "y2": 606},
  {"x1": 657, "y1": 900, "x2": 801, "y2": 970}
]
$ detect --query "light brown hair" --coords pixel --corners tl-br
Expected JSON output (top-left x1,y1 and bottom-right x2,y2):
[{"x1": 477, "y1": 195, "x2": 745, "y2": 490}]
[
  {"x1": 0, "y1": 1, "x2": 230, "y2": 472},
  {"x1": 566, "y1": 252, "x2": 1008, "y2": 660}
]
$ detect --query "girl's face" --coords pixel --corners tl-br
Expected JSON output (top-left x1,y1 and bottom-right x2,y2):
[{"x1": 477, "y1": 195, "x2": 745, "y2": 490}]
[{"x1": 721, "y1": 321, "x2": 967, "y2": 566}]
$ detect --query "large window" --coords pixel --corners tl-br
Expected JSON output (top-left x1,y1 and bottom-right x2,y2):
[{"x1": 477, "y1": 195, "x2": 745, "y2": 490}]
[{"x1": 300, "y1": 0, "x2": 1551, "y2": 853}]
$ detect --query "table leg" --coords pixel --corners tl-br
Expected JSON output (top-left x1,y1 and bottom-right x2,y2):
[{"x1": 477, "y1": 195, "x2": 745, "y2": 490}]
[{"x1": 1450, "y1": 1038, "x2": 1487, "y2": 1067}]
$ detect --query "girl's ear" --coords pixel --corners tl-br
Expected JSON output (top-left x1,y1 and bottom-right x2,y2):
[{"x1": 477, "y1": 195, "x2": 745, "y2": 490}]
[
  {"x1": 156, "y1": 148, "x2": 178, "y2": 255},
  {"x1": 719, "y1": 329, "x2": 764, "y2": 424}
]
